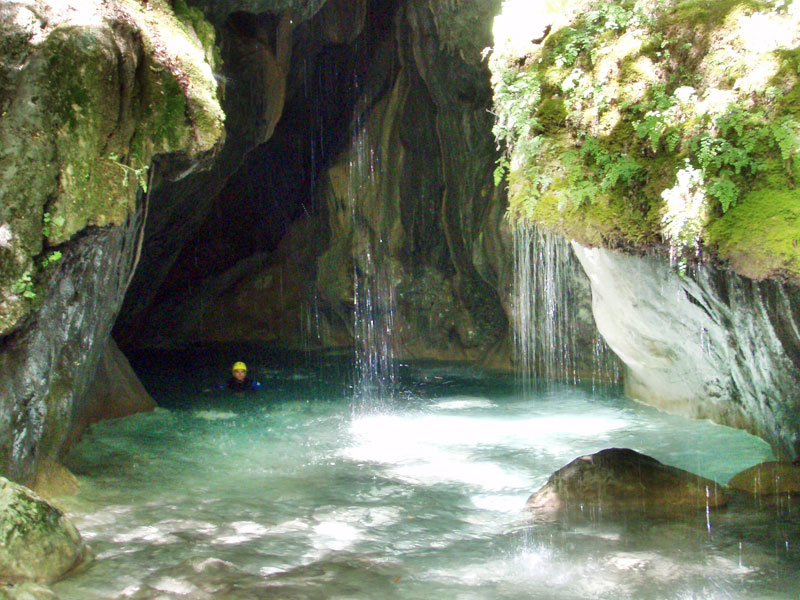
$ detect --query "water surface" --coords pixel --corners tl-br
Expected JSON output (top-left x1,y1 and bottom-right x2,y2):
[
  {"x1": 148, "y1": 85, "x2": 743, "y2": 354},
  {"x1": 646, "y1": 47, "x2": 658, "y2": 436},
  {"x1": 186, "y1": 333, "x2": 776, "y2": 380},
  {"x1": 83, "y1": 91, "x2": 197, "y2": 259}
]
[{"x1": 55, "y1": 347, "x2": 799, "y2": 599}]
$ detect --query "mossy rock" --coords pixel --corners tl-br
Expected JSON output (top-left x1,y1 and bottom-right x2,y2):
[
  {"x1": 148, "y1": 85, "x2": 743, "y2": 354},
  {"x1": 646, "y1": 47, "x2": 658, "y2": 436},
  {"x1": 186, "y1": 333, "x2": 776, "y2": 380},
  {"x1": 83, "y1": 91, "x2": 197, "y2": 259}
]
[
  {"x1": 492, "y1": 0, "x2": 800, "y2": 283},
  {"x1": 38, "y1": 24, "x2": 135, "y2": 244},
  {"x1": 707, "y1": 189, "x2": 800, "y2": 281},
  {"x1": 0, "y1": 0, "x2": 224, "y2": 336},
  {"x1": 0, "y1": 477, "x2": 88, "y2": 584}
]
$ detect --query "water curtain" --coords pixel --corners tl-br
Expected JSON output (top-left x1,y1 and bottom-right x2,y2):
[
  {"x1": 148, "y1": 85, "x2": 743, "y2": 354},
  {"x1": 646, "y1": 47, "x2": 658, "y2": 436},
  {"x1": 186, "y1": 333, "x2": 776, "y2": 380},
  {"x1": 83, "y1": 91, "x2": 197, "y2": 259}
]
[
  {"x1": 512, "y1": 220, "x2": 620, "y2": 390},
  {"x1": 512, "y1": 221, "x2": 580, "y2": 388},
  {"x1": 348, "y1": 104, "x2": 397, "y2": 411}
]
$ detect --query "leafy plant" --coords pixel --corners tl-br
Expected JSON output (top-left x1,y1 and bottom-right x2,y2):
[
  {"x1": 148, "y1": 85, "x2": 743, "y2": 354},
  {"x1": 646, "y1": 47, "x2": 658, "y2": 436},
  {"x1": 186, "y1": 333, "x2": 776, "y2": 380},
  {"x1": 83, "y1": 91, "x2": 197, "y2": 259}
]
[
  {"x1": 41, "y1": 212, "x2": 65, "y2": 238},
  {"x1": 685, "y1": 106, "x2": 800, "y2": 212},
  {"x1": 12, "y1": 271, "x2": 36, "y2": 299},
  {"x1": 107, "y1": 152, "x2": 150, "y2": 192},
  {"x1": 492, "y1": 0, "x2": 800, "y2": 264},
  {"x1": 40, "y1": 251, "x2": 62, "y2": 269}
]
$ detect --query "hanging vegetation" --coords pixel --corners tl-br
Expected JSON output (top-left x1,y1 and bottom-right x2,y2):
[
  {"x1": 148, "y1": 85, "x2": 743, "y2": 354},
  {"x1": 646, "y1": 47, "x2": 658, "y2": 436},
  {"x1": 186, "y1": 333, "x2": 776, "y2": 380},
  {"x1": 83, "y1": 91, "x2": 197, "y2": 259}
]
[{"x1": 491, "y1": 0, "x2": 800, "y2": 280}]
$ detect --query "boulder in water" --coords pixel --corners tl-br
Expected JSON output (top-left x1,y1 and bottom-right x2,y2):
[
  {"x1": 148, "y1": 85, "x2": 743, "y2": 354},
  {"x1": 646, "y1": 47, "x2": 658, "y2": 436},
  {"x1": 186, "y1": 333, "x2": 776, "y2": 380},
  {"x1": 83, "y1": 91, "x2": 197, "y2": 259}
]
[
  {"x1": 527, "y1": 448, "x2": 727, "y2": 518},
  {"x1": 727, "y1": 461, "x2": 800, "y2": 496},
  {"x1": 0, "y1": 478, "x2": 88, "y2": 583}
]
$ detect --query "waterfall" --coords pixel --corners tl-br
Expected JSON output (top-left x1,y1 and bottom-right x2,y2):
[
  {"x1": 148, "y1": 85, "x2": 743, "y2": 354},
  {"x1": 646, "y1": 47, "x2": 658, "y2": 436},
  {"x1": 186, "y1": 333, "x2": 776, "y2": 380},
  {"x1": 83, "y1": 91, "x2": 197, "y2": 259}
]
[
  {"x1": 299, "y1": 294, "x2": 322, "y2": 353},
  {"x1": 512, "y1": 221, "x2": 577, "y2": 387},
  {"x1": 348, "y1": 107, "x2": 397, "y2": 411},
  {"x1": 511, "y1": 220, "x2": 619, "y2": 390}
]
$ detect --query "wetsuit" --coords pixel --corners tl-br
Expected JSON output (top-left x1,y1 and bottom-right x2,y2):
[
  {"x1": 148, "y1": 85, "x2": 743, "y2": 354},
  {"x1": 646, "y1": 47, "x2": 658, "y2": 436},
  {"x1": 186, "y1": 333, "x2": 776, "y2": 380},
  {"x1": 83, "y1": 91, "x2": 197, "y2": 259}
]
[{"x1": 225, "y1": 376, "x2": 261, "y2": 392}]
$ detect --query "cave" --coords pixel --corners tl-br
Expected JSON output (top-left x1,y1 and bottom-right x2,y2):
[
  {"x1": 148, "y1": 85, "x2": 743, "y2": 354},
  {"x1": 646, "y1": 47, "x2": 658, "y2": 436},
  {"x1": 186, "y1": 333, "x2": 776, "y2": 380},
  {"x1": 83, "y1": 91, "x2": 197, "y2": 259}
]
[{"x1": 1, "y1": 0, "x2": 799, "y2": 597}]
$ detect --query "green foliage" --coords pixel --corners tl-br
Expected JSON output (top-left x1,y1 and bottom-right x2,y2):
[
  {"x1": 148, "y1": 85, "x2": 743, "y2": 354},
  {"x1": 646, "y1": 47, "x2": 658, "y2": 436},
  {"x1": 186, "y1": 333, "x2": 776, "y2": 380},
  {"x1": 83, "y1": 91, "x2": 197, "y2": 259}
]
[
  {"x1": 492, "y1": 0, "x2": 800, "y2": 272},
  {"x1": 12, "y1": 271, "x2": 36, "y2": 300},
  {"x1": 551, "y1": 1, "x2": 642, "y2": 68},
  {"x1": 494, "y1": 1, "x2": 652, "y2": 200},
  {"x1": 492, "y1": 69, "x2": 542, "y2": 152},
  {"x1": 41, "y1": 212, "x2": 66, "y2": 238},
  {"x1": 687, "y1": 107, "x2": 800, "y2": 212},
  {"x1": 560, "y1": 136, "x2": 644, "y2": 208},
  {"x1": 40, "y1": 251, "x2": 62, "y2": 269},
  {"x1": 107, "y1": 153, "x2": 150, "y2": 192},
  {"x1": 494, "y1": 156, "x2": 509, "y2": 187}
]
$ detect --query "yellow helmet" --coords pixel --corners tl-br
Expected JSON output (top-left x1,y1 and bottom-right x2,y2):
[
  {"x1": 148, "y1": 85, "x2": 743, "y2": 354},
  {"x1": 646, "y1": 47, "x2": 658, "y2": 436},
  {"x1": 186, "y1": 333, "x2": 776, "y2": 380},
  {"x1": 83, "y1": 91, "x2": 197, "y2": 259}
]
[{"x1": 231, "y1": 361, "x2": 247, "y2": 372}]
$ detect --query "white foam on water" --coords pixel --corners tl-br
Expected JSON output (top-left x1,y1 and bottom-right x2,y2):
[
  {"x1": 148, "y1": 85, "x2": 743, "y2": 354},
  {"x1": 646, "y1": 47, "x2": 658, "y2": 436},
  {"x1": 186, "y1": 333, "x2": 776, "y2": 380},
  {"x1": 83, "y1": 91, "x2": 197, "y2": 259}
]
[
  {"x1": 431, "y1": 397, "x2": 498, "y2": 410},
  {"x1": 193, "y1": 410, "x2": 237, "y2": 421}
]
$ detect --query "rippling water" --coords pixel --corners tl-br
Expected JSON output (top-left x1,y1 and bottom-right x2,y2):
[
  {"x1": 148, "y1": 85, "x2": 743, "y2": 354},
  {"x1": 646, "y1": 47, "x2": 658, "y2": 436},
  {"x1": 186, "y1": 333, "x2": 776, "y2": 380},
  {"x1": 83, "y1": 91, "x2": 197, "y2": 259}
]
[{"x1": 54, "y1": 346, "x2": 799, "y2": 599}]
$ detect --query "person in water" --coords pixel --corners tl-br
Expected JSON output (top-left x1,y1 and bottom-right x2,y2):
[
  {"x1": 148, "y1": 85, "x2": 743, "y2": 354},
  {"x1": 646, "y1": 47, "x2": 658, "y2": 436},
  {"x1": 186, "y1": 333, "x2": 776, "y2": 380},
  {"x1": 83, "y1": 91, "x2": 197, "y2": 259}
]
[{"x1": 225, "y1": 361, "x2": 261, "y2": 392}]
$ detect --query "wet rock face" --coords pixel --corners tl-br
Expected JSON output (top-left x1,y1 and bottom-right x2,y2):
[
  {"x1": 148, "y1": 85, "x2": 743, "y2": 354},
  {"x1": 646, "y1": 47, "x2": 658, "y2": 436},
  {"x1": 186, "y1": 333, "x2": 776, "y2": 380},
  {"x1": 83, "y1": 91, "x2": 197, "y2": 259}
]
[
  {"x1": 573, "y1": 244, "x2": 800, "y2": 459},
  {"x1": 0, "y1": 223, "x2": 138, "y2": 485},
  {"x1": 0, "y1": 0, "x2": 224, "y2": 484},
  {"x1": 198, "y1": 0, "x2": 514, "y2": 360},
  {"x1": 527, "y1": 448, "x2": 728, "y2": 519},
  {"x1": 0, "y1": 0, "x2": 224, "y2": 338},
  {"x1": 114, "y1": 7, "x2": 301, "y2": 344},
  {"x1": 133, "y1": 0, "x2": 608, "y2": 371},
  {"x1": 0, "y1": 477, "x2": 87, "y2": 584}
]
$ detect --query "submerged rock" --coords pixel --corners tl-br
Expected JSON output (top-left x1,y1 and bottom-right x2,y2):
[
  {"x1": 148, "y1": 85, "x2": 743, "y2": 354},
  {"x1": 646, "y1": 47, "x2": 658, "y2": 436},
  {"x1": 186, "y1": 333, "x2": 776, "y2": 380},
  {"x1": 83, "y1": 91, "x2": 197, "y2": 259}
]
[
  {"x1": 527, "y1": 448, "x2": 727, "y2": 518},
  {"x1": 728, "y1": 461, "x2": 800, "y2": 496},
  {"x1": 121, "y1": 557, "x2": 282, "y2": 599},
  {"x1": 0, "y1": 478, "x2": 88, "y2": 584}
]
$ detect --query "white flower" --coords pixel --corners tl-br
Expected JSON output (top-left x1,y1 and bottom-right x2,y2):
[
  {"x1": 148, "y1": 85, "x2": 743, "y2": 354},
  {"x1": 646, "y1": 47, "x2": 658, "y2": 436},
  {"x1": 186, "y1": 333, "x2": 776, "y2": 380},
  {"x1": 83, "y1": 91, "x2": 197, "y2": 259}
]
[{"x1": 661, "y1": 163, "x2": 709, "y2": 258}]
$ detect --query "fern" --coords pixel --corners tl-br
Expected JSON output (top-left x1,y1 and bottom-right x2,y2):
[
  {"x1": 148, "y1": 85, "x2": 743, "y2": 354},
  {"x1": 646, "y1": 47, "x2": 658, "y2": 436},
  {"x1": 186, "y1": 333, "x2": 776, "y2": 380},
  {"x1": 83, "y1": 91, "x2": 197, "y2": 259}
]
[
  {"x1": 665, "y1": 128, "x2": 681, "y2": 152},
  {"x1": 707, "y1": 174, "x2": 738, "y2": 213},
  {"x1": 600, "y1": 155, "x2": 642, "y2": 190},
  {"x1": 695, "y1": 135, "x2": 719, "y2": 168},
  {"x1": 772, "y1": 117, "x2": 800, "y2": 162},
  {"x1": 494, "y1": 156, "x2": 509, "y2": 187},
  {"x1": 636, "y1": 115, "x2": 666, "y2": 152}
]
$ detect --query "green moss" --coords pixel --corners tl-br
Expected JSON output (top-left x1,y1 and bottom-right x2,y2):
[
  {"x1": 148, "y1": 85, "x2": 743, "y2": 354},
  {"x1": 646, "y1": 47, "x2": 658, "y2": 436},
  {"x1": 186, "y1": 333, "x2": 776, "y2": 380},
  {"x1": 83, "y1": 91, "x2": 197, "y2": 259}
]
[
  {"x1": 666, "y1": 0, "x2": 763, "y2": 31},
  {"x1": 172, "y1": 0, "x2": 222, "y2": 71},
  {"x1": 537, "y1": 97, "x2": 567, "y2": 133},
  {"x1": 41, "y1": 29, "x2": 101, "y2": 130},
  {"x1": 771, "y1": 47, "x2": 800, "y2": 118},
  {"x1": 706, "y1": 188, "x2": 800, "y2": 280},
  {"x1": 508, "y1": 150, "x2": 659, "y2": 249},
  {"x1": 38, "y1": 4, "x2": 224, "y2": 244},
  {"x1": 492, "y1": 0, "x2": 800, "y2": 280},
  {"x1": 131, "y1": 63, "x2": 190, "y2": 158},
  {"x1": 39, "y1": 26, "x2": 133, "y2": 244}
]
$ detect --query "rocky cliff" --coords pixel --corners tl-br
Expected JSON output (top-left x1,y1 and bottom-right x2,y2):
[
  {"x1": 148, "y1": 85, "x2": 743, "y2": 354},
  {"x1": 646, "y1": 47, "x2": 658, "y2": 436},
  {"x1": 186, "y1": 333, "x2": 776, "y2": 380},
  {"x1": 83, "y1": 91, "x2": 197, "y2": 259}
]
[
  {"x1": 492, "y1": 0, "x2": 800, "y2": 456},
  {"x1": 2, "y1": 0, "x2": 799, "y2": 488},
  {"x1": 127, "y1": 0, "x2": 608, "y2": 377},
  {"x1": 0, "y1": 0, "x2": 224, "y2": 484}
]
